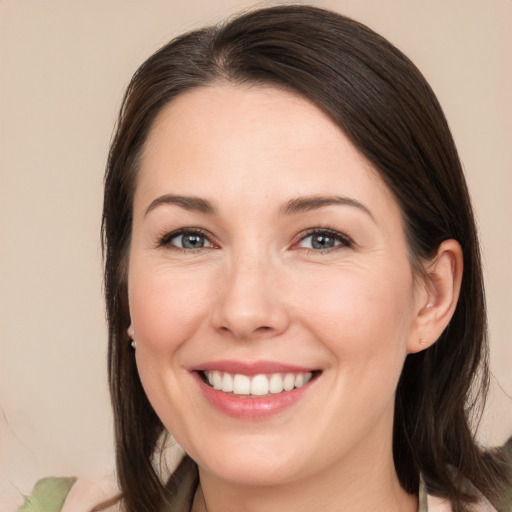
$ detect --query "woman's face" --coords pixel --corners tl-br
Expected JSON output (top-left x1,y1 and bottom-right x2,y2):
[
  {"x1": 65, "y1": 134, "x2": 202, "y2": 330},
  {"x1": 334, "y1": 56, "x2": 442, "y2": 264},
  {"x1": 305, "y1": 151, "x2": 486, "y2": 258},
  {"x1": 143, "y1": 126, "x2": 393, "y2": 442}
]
[{"x1": 128, "y1": 84, "x2": 426, "y2": 486}]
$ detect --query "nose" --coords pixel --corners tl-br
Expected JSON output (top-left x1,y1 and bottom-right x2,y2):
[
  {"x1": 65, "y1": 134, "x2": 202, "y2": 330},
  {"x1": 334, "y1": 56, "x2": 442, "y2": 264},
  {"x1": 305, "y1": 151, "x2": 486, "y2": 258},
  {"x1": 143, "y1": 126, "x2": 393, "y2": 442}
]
[{"x1": 211, "y1": 251, "x2": 290, "y2": 341}]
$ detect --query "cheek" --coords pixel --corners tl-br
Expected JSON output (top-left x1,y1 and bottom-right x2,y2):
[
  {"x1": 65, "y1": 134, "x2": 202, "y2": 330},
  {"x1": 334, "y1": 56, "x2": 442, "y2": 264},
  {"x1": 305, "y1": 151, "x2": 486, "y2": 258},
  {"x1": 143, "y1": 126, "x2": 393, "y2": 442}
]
[
  {"x1": 127, "y1": 264, "x2": 217, "y2": 430},
  {"x1": 296, "y1": 265, "x2": 414, "y2": 365},
  {"x1": 292, "y1": 268, "x2": 414, "y2": 448},
  {"x1": 127, "y1": 264, "x2": 213, "y2": 354}
]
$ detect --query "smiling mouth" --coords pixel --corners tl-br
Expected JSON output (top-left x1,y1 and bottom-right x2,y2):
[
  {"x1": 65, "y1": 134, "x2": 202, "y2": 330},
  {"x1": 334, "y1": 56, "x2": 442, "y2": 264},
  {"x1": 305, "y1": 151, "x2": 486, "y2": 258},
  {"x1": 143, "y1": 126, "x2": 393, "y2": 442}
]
[{"x1": 199, "y1": 370, "x2": 321, "y2": 397}]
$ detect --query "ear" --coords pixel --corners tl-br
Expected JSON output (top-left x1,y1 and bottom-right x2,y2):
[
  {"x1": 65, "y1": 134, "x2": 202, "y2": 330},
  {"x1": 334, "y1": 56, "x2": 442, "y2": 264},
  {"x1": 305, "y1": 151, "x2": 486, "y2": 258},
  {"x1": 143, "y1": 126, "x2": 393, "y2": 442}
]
[{"x1": 407, "y1": 239, "x2": 463, "y2": 354}]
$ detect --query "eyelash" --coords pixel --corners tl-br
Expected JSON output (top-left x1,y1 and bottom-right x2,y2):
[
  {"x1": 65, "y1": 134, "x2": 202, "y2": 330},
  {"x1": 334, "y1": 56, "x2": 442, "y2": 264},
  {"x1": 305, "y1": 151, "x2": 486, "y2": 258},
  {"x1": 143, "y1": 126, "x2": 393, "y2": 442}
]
[
  {"x1": 293, "y1": 228, "x2": 353, "y2": 253},
  {"x1": 157, "y1": 228, "x2": 215, "y2": 252},
  {"x1": 157, "y1": 227, "x2": 353, "y2": 253}
]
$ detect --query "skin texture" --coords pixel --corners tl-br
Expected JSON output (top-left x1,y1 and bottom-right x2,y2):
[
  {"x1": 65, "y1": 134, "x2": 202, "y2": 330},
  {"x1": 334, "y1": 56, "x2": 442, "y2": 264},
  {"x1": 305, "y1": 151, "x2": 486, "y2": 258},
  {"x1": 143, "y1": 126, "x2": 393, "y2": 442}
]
[{"x1": 127, "y1": 84, "x2": 462, "y2": 512}]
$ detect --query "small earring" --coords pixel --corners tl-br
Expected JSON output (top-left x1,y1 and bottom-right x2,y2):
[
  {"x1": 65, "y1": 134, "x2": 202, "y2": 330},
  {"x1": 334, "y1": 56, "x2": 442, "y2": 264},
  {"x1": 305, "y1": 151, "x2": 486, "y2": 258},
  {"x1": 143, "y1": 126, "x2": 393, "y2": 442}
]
[
  {"x1": 127, "y1": 325, "x2": 136, "y2": 349},
  {"x1": 425, "y1": 303, "x2": 433, "y2": 310},
  {"x1": 419, "y1": 336, "x2": 427, "y2": 346}
]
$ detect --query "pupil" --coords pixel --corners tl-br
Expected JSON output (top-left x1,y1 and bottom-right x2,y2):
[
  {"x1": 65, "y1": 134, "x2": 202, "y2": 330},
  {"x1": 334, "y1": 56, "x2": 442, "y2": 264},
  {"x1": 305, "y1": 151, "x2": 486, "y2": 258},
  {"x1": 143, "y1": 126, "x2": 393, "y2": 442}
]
[
  {"x1": 312, "y1": 235, "x2": 334, "y2": 249},
  {"x1": 183, "y1": 234, "x2": 204, "y2": 248}
]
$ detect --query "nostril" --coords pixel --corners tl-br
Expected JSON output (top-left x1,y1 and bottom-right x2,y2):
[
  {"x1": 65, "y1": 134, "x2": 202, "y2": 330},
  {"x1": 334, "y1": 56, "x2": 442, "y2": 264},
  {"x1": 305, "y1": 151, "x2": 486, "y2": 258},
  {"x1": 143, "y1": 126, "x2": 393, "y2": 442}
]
[{"x1": 217, "y1": 324, "x2": 273, "y2": 337}]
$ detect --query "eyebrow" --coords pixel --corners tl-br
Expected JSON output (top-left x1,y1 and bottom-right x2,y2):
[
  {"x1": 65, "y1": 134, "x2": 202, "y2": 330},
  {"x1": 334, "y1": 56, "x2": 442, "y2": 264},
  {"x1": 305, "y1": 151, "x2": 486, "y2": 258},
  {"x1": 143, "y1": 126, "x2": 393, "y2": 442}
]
[
  {"x1": 144, "y1": 194, "x2": 217, "y2": 216},
  {"x1": 144, "y1": 193, "x2": 374, "y2": 221},
  {"x1": 280, "y1": 195, "x2": 375, "y2": 221}
]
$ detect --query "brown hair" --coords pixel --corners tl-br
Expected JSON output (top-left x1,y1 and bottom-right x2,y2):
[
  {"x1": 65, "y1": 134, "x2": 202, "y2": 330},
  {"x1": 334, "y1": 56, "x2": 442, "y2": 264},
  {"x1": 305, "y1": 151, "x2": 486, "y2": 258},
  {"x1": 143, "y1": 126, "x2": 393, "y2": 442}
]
[{"x1": 101, "y1": 5, "x2": 510, "y2": 512}]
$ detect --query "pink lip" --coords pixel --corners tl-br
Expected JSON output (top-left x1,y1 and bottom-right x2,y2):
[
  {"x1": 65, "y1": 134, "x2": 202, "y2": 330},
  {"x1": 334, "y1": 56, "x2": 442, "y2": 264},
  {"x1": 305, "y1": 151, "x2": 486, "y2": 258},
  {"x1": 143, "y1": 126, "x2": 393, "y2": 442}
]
[
  {"x1": 189, "y1": 361, "x2": 319, "y2": 420},
  {"x1": 190, "y1": 360, "x2": 315, "y2": 375}
]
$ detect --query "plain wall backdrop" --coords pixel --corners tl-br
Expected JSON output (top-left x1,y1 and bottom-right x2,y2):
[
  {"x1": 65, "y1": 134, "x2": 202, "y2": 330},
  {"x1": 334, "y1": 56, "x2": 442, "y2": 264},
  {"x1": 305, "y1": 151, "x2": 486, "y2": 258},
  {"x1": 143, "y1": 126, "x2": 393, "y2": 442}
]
[{"x1": 1, "y1": 0, "x2": 511, "y2": 509}]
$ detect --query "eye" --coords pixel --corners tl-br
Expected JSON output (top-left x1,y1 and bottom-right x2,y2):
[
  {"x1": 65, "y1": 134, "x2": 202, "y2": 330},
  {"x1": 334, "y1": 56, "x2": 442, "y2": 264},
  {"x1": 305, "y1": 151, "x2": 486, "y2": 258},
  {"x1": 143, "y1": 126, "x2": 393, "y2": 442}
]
[
  {"x1": 296, "y1": 229, "x2": 351, "y2": 251},
  {"x1": 159, "y1": 229, "x2": 214, "y2": 250}
]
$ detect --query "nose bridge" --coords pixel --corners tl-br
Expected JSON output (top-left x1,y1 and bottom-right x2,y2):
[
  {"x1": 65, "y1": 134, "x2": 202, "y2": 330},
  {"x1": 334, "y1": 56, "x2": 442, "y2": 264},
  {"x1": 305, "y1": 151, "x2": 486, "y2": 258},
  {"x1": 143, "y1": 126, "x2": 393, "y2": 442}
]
[{"x1": 212, "y1": 243, "x2": 288, "y2": 340}]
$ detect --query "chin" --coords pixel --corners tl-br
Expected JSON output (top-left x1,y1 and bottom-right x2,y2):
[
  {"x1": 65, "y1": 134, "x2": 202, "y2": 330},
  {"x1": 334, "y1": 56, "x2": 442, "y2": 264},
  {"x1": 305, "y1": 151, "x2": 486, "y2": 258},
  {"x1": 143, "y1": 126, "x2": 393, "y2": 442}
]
[{"x1": 199, "y1": 455, "x2": 305, "y2": 487}]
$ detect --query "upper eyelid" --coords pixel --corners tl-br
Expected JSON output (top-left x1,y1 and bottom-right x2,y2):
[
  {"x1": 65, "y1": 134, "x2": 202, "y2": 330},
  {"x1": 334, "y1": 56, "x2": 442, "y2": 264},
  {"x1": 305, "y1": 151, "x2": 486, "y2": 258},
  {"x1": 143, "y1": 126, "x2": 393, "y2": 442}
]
[
  {"x1": 156, "y1": 226, "x2": 352, "y2": 248},
  {"x1": 158, "y1": 227, "x2": 215, "y2": 247},
  {"x1": 296, "y1": 227, "x2": 352, "y2": 242},
  {"x1": 290, "y1": 228, "x2": 354, "y2": 251}
]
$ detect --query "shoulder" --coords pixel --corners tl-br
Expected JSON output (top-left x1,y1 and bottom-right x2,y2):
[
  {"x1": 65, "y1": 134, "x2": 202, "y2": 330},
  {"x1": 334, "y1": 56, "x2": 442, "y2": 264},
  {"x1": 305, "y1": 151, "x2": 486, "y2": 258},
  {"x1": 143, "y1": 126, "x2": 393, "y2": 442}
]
[
  {"x1": 420, "y1": 474, "x2": 504, "y2": 512},
  {"x1": 61, "y1": 474, "x2": 120, "y2": 512},
  {"x1": 426, "y1": 493, "x2": 499, "y2": 512},
  {"x1": 17, "y1": 477, "x2": 77, "y2": 512},
  {"x1": 422, "y1": 437, "x2": 512, "y2": 512},
  {"x1": 17, "y1": 475, "x2": 120, "y2": 512}
]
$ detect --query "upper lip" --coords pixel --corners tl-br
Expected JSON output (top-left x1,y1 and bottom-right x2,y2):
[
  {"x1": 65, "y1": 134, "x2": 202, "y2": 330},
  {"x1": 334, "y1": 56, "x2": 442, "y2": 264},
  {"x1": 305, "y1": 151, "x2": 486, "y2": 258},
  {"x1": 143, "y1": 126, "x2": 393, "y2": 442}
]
[{"x1": 189, "y1": 360, "x2": 317, "y2": 375}]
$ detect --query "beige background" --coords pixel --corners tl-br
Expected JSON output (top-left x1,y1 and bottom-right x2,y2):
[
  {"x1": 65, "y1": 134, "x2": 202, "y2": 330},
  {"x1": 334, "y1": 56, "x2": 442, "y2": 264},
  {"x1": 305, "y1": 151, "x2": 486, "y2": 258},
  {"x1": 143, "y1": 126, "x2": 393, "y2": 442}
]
[{"x1": 1, "y1": 0, "x2": 511, "y2": 509}]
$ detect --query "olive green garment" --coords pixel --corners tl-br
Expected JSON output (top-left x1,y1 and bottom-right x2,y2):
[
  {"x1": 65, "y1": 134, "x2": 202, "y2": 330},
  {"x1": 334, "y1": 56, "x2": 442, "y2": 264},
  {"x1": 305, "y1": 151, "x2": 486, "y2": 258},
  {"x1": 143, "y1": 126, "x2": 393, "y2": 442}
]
[
  {"x1": 17, "y1": 477, "x2": 76, "y2": 512},
  {"x1": 418, "y1": 477, "x2": 428, "y2": 512}
]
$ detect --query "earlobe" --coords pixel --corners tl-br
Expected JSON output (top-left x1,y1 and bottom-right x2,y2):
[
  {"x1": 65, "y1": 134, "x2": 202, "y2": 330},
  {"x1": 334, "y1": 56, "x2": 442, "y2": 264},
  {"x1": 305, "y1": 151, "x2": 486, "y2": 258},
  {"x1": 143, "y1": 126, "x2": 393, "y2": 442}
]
[{"x1": 408, "y1": 239, "x2": 463, "y2": 354}]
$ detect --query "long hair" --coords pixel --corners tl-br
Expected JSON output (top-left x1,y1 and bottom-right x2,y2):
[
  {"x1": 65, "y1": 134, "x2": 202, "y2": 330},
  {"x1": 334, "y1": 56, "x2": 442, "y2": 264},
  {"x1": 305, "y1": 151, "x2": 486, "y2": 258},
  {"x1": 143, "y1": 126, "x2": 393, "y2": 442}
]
[{"x1": 101, "y1": 5, "x2": 510, "y2": 511}]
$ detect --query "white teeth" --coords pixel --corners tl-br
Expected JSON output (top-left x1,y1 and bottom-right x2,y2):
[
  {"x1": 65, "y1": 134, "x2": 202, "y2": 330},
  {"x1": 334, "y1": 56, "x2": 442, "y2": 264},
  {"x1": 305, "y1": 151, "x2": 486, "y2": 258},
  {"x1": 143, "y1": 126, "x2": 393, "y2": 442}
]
[
  {"x1": 269, "y1": 373, "x2": 284, "y2": 393},
  {"x1": 233, "y1": 374, "x2": 251, "y2": 395},
  {"x1": 283, "y1": 373, "x2": 295, "y2": 391},
  {"x1": 250, "y1": 374, "x2": 269, "y2": 396},
  {"x1": 204, "y1": 370, "x2": 313, "y2": 396},
  {"x1": 212, "y1": 371, "x2": 222, "y2": 390},
  {"x1": 295, "y1": 373, "x2": 305, "y2": 388},
  {"x1": 221, "y1": 372, "x2": 233, "y2": 392}
]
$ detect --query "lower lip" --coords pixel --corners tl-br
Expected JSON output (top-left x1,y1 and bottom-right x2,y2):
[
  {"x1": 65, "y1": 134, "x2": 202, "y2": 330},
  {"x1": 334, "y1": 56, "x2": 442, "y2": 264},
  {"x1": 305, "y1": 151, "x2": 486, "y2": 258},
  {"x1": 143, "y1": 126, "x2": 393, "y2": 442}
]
[{"x1": 193, "y1": 373, "x2": 315, "y2": 419}]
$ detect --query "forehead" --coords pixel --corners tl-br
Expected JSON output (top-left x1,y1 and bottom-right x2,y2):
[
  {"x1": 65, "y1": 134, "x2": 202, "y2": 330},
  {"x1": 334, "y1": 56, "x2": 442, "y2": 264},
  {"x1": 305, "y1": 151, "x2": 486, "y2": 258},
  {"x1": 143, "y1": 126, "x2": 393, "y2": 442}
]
[
  {"x1": 142, "y1": 83, "x2": 349, "y2": 168},
  {"x1": 135, "y1": 83, "x2": 399, "y2": 220}
]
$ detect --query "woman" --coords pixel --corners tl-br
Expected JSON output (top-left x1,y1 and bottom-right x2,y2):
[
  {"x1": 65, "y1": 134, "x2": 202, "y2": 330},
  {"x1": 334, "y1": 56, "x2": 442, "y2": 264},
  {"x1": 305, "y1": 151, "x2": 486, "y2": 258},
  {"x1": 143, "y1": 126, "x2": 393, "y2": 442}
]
[{"x1": 21, "y1": 4, "x2": 511, "y2": 512}]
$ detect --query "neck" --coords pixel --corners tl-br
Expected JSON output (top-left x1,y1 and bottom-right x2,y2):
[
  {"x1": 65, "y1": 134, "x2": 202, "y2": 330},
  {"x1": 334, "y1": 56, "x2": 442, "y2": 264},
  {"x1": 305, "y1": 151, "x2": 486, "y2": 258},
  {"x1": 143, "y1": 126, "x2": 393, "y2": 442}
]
[{"x1": 191, "y1": 440, "x2": 417, "y2": 512}]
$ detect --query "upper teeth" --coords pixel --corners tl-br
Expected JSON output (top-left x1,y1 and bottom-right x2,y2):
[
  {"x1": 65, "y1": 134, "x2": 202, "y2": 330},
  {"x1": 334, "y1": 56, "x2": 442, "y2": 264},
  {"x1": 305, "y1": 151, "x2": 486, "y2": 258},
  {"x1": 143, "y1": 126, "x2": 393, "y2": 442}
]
[{"x1": 204, "y1": 371, "x2": 313, "y2": 396}]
